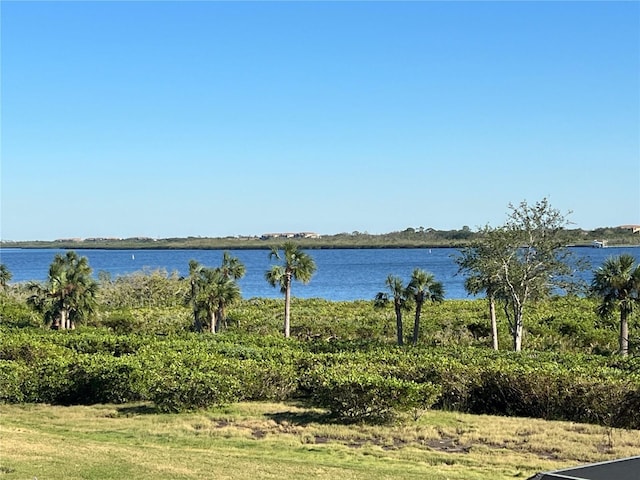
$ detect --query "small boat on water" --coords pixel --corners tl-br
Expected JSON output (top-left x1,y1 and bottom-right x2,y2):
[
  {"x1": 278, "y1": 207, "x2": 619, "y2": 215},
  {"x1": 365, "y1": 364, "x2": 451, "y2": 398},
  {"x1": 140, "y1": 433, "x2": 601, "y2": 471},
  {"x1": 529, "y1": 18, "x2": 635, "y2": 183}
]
[{"x1": 592, "y1": 240, "x2": 607, "y2": 248}]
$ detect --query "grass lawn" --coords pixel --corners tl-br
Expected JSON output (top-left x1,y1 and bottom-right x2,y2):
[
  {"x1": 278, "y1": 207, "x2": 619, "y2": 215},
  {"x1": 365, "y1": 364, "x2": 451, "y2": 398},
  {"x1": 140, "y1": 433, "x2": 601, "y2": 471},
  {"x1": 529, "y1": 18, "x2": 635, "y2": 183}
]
[{"x1": 1, "y1": 402, "x2": 639, "y2": 480}]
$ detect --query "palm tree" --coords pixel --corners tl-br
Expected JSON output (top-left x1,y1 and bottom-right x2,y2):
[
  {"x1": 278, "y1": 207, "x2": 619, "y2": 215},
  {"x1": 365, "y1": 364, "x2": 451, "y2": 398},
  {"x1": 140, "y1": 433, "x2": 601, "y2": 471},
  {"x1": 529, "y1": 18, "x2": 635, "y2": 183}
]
[
  {"x1": 457, "y1": 240, "x2": 505, "y2": 350},
  {"x1": 591, "y1": 254, "x2": 640, "y2": 356},
  {"x1": 463, "y1": 275, "x2": 501, "y2": 350},
  {"x1": 217, "y1": 252, "x2": 245, "y2": 330},
  {"x1": 406, "y1": 268, "x2": 444, "y2": 345},
  {"x1": 220, "y1": 251, "x2": 246, "y2": 281},
  {"x1": 374, "y1": 274, "x2": 410, "y2": 346},
  {"x1": 0, "y1": 264, "x2": 12, "y2": 289},
  {"x1": 186, "y1": 253, "x2": 245, "y2": 333},
  {"x1": 265, "y1": 242, "x2": 316, "y2": 338},
  {"x1": 186, "y1": 260, "x2": 204, "y2": 332},
  {"x1": 27, "y1": 251, "x2": 98, "y2": 330},
  {"x1": 199, "y1": 267, "x2": 241, "y2": 333}
]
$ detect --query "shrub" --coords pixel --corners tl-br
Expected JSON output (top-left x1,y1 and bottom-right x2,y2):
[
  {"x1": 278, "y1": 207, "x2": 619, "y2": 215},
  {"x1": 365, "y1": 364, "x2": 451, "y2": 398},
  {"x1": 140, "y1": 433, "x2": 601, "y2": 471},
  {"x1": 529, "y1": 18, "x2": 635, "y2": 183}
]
[
  {"x1": 29, "y1": 354, "x2": 76, "y2": 404},
  {"x1": 307, "y1": 364, "x2": 441, "y2": 423},
  {"x1": 65, "y1": 354, "x2": 145, "y2": 404},
  {"x1": 148, "y1": 368, "x2": 242, "y2": 413},
  {"x1": 0, "y1": 361, "x2": 29, "y2": 403},
  {"x1": 237, "y1": 358, "x2": 299, "y2": 401},
  {"x1": 0, "y1": 294, "x2": 40, "y2": 328}
]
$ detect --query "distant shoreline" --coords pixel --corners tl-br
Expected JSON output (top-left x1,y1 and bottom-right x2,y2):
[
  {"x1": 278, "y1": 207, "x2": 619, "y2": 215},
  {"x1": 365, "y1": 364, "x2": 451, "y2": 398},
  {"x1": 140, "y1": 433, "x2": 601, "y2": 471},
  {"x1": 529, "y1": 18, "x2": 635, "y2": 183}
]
[
  {"x1": 2, "y1": 227, "x2": 639, "y2": 251},
  {"x1": 2, "y1": 238, "x2": 639, "y2": 251}
]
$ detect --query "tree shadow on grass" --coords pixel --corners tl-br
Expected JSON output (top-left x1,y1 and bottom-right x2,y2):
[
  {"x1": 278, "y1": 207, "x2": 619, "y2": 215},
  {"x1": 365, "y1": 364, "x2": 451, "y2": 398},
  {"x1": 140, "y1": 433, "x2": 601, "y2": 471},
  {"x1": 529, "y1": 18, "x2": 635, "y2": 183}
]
[
  {"x1": 265, "y1": 410, "x2": 333, "y2": 426},
  {"x1": 264, "y1": 400, "x2": 333, "y2": 426},
  {"x1": 265, "y1": 400, "x2": 390, "y2": 426},
  {"x1": 116, "y1": 404, "x2": 161, "y2": 417}
]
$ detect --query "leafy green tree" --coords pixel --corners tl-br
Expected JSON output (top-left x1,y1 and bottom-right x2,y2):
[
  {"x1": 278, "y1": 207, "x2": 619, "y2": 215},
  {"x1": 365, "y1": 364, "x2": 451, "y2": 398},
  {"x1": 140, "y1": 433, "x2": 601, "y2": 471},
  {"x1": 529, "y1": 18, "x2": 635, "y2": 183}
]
[
  {"x1": 99, "y1": 268, "x2": 185, "y2": 309},
  {"x1": 0, "y1": 264, "x2": 12, "y2": 289},
  {"x1": 265, "y1": 242, "x2": 316, "y2": 338},
  {"x1": 456, "y1": 199, "x2": 577, "y2": 351},
  {"x1": 456, "y1": 227, "x2": 511, "y2": 350},
  {"x1": 27, "y1": 251, "x2": 98, "y2": 330},
  {"x1": 591, "y1": 254, "x2": 640, "y2": 356},
  {"x1": 374, "y1": 275, "x2": 411, "y2": 346},
  {"x1": 500, "y1": 199, "x2": 577, "y2": 351},
  {"x1": 406, "y1": 268, "x2": 444, "y2": 345}
]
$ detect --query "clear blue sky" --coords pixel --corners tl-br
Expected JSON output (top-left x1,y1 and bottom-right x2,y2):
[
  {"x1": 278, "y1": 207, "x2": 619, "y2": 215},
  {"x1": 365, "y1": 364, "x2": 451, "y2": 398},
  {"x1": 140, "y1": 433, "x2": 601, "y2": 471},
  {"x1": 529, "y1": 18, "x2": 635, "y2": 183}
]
[{"x1": 2, "y1": 1, "x2": 639, "y2": 241}]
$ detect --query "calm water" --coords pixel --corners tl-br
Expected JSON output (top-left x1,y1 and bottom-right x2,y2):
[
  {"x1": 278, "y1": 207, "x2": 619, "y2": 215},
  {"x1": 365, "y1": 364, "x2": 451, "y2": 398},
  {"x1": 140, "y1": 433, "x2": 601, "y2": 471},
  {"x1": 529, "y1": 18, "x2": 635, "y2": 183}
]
[{"x1": 1, "y1": 247, "x2": 639, "y2": 301}]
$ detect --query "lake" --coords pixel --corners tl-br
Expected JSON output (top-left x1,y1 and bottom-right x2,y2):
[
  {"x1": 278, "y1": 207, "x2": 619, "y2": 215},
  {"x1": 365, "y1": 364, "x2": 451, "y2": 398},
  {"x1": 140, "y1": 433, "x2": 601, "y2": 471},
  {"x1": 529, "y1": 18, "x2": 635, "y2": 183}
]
[{"x1": 1, "y1": 246, "x2": 639, "y2": 301}]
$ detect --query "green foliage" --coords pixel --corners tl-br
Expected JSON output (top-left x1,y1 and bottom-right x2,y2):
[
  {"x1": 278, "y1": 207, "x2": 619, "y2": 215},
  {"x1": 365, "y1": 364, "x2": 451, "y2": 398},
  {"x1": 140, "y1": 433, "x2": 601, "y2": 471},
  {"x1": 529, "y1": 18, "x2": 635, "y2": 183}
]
[
  {"x1": 590, "y1": 254, "x2": 640, "y2": 356},
  {"x1": 65, "y1": 354, "x2": 145, "y2": 404},
  {"x1": 1, "y1": 328, "x2": 638, "y2": 427},
  {"x1": 5, "y1": 225, "x2": 638, "y2": 250},
  {"x1": 266, "y1": 242, "x2": 317, "y2": 337},
  {"x1": 93, "y1": 306, "x2": 192, "y2": 334},
  {"x1": 147, "y1": 367, "x2": 242, "y2": 413},
  {"x1": 27, "y1": 251, "x2": 99, "y2": 330},
  {"x1": 0, "y1": 361, "x2": 29, "y2": 402},
  {"x1": 234, "y1": 358, "x2": 299, "y2": 401},
  {"x1": 455, "y1": 198, "x2": 581, "y2": 351},
  {"x1": 184, "y1": 254, "x2": 246, "y2": 333},
  {"x1": 0, "y1": 263, "x2": 12, "y2": 288},
  {"x1": 136, "y1": 339, "x2": 301, "y2": 412},
  {"x1": 0, "y1": 293, "x2": 41, "y2": 328},
  {"x1": 306, "y1": 363, "x2": 441, "y2": 423},
  {"x1": 93, "y1": 309, "x2": 144, "y2": 334},
  {"x1": 2, "y1": 289, "x2": 640, "y2": 428},
  {"x1": 97, "y1": 268, "x2": 187, "y2": 309}
]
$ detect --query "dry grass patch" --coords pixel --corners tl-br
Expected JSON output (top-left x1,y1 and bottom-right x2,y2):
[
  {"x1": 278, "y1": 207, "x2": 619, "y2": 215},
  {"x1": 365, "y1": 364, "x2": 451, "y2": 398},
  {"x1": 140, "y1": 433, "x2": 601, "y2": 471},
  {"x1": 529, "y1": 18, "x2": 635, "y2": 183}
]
[{"x1": 1, "y1": 402, "x2": 639, "y2": 480}]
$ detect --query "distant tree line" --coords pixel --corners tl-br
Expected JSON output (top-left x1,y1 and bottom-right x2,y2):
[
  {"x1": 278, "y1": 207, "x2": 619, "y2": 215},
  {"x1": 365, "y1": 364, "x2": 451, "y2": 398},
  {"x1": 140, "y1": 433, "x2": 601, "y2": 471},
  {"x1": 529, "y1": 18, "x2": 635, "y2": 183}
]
[
  {"x1": 2, "y1": 198, "x2": 639, "y2": 354},
  {"x1": 1, "y1": 222, "x2": 638, "y2": 250}
]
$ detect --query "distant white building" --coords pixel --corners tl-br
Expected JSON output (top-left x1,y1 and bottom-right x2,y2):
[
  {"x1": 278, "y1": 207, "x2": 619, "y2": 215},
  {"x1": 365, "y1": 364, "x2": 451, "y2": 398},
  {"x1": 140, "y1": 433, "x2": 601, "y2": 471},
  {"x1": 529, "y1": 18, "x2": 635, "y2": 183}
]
[
  {"x1": 618, "y1": 224, "x2": 640, "y2": 234},
  {"x1": 261, "y1": 232, "x2": 320, "y2": 240}
]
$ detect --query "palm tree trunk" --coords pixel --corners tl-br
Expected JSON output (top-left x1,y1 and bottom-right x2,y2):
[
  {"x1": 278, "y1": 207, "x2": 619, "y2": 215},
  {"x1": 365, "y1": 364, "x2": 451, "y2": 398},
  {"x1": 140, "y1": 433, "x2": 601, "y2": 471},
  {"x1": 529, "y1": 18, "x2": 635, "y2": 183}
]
[
  {"x1": 60, "y1": 309, "x2": 68, "y2": 330},
  {"x1": 209, "y1": 310, "x2": 216, "y2": 333},
  {"x1": 620, "y1": 309, "x2": 629, "y2": 356},
  {"x1": 412, "y1": 301, "x2": 423, "y2": 345},
  {"x1": 194, "y1": 310, "x2": 202, "y2": 332},
  {"x1": 51, "y1": 311, "x2": 61, "y2": 330},
  {"x1": 191, "y1": 283, "x2": 201, "y2": 332},
  {"x1": 489, "y1": 295, "x2": 498, "y2": 350},
  {"x1": 284, "y1": 282, "x2": 291, "y2": 338},
  {"x1": 217, "y1": 304, "x2": 225, "y2": 333},
  {"x1": 395, "y1": 304, "x2": 404, "y2": 346}
]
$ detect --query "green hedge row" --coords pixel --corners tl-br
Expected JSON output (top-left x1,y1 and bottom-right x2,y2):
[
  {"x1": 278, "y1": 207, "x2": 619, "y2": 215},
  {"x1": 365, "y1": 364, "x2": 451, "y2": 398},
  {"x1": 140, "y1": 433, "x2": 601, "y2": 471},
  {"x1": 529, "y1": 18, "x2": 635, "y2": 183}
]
[{"x1": 1, "y1": 330, "x2": 639, "y2": 427}]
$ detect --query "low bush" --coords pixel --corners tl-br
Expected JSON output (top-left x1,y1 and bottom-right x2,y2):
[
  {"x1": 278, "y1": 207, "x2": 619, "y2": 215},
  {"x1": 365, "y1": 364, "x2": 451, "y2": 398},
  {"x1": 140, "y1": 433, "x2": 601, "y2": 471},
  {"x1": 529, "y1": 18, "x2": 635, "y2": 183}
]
[
  {"x1": 237, "y1": 358, "x2": 299, "y2": 401},
  {"x1": 149, "y1": 370, "x2": 242, "y2": 413},
  {"x1": 66, "y1": 354, "x2": 145, "y2": 404},
  {"x1": 306, "y1": 363, "x2": 441, "y2": 423},
  {"x1": 1, "y1": 327, "x2": 638, "y2": 429},
  {"x1": 0, "y1": 361, "x2": 30, "y2": 403}
]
